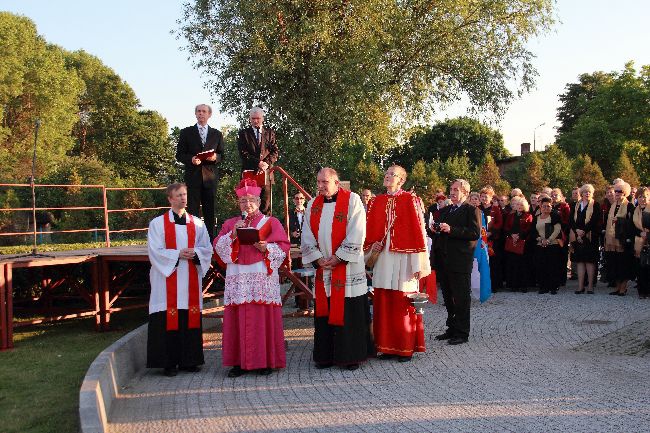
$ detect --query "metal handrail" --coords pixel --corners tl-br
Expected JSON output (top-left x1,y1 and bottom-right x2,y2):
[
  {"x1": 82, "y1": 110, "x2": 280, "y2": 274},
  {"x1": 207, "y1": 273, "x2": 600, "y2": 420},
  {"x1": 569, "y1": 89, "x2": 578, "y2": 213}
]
[{"x1": 269, "y1": 166, "x2": 312, "y2": 243}]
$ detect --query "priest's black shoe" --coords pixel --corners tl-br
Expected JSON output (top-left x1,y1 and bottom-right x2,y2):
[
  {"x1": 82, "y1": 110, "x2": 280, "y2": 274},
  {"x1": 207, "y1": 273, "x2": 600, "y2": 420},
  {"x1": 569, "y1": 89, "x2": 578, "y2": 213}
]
[
  {"x1": 227, "y1": 366, "x2": 246, "y2": 377},
  {"x1": 315, "y1": 362, "x2": 333, "y2": 369},
  {"x1": 346, "y1": 364, "x2": 359, "y2": 371},
  {"x1": 398, "y1": 356, "x2": 412, "y2": 363},
  {"x1": 448, "y1": 337, "x2": 468, "y2": 345},
  {"x1": 435, "y1": 332, "x2": 453, "y2": 341},
  {"x1": 258, "y1": 368, "x2": 272, "y2": 376},
  {"x1": 180, "y1": 365, "x2": 200, "y2": 373},
  {"x1": 163, "y1": 367, "x2": 178, "y2": 377}
]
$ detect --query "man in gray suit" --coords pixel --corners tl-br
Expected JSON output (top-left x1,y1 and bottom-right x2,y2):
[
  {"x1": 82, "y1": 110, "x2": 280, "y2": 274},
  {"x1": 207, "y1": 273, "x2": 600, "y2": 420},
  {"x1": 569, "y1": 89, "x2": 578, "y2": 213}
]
[{"x1": 431, "y1": 179, "x2": 481, "y2": 345}]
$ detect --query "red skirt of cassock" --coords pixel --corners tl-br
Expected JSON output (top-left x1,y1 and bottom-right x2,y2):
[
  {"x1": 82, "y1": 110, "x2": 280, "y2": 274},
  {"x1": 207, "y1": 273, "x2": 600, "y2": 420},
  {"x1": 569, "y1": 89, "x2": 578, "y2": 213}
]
[
  {"x1": 373, "y1": 288, "x2": 425, "y2": 356},
  {"x1": 222, "y1": 303, "x2": 286, "y2": 370}
]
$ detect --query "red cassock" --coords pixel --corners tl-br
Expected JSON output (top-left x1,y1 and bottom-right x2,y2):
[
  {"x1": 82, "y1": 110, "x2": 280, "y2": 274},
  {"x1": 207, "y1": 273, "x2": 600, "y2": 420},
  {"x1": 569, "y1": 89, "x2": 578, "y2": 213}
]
[{"x1": 365, "y1": 191, "x2": 431, "y2": 357}]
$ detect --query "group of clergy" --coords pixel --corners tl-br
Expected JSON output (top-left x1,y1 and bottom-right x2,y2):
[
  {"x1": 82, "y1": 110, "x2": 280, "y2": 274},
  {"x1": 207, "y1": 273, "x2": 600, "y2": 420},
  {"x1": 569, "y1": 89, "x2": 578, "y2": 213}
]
[{"x1": 146, "y1": 165, "x2": 431, "y2": 377}]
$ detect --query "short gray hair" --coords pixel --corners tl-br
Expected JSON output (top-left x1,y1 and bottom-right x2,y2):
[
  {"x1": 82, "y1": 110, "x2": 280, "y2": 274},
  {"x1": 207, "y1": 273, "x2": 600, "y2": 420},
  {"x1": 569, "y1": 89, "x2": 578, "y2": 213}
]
[
  {"x1": 318, "y1": 167, "x2": 339, "y2": 181},
  {"x1": 453, "y1": 179, "x2": 470, "y2": 195},
  {"x1": 195, "y1": 104, "x2": 212, "y2": 114},
  {"x1": 249, "y1": 107, "x2": 265, "y2": 117},
  {"x1": 579, "y1": 183, "x2": 595, "y2": 195}
]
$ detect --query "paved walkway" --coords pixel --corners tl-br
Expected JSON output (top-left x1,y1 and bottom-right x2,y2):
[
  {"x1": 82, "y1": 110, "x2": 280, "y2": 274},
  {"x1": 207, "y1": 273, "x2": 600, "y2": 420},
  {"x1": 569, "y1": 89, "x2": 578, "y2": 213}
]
[{"x1": 108, "y1": 282, "x2": 650, "y2": 432}]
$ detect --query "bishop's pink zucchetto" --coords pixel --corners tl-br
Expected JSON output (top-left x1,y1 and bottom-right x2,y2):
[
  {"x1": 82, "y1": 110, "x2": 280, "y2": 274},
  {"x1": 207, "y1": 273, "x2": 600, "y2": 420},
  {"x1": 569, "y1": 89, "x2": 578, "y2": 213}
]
[{"x1": 235, "y1": 178, "x2": 262, "y2": 197}]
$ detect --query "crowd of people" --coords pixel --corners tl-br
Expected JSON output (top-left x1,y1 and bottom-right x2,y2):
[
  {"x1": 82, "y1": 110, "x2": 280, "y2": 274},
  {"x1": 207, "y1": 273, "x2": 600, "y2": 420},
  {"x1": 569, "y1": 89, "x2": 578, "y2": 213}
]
[{"x1": 146, "y1": 103, "x2": 649, "y2": 379}]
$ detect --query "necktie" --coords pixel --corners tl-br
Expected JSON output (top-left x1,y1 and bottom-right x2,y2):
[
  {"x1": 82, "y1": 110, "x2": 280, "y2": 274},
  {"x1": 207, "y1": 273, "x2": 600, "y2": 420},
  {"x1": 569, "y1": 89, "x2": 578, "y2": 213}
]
[
  {"x1": 199, "y1": 126, "x2": 206, "y2": 144},
  {"x1": 255, "y1": 128, "x2": 260, "y2": 143}
]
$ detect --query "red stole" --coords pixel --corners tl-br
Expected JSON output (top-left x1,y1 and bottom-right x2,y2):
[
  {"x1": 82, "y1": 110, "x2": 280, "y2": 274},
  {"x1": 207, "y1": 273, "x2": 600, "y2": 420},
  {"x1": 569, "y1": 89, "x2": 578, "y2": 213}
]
[
  {"x1": 310, "y1": 189, "x2": 350, "y2": 326},
  {"x1": 163, "y1": 211, "x2": 200, "y2": 331},
  {"x1": 230, "y1": 215, "x2": 275, "y2": 275},
  {"x1": 364, "y1": 192, "x2": 426, "y2": 253}
]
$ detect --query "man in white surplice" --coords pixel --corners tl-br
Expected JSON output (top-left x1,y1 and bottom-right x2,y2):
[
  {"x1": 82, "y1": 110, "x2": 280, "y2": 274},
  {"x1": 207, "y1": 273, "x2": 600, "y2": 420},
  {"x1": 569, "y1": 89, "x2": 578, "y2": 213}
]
[
  {"x1": 301, "y1": 167, "x2": 374, "y2": 371},
  {"x1": 146, "y1": 183, "x2": 213, "y2": 377}
]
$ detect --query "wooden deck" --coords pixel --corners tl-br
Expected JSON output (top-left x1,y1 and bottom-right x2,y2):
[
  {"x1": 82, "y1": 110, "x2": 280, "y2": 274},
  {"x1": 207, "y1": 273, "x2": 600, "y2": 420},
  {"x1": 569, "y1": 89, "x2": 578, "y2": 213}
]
[{"x1": 0, "y1": 245, "x2": 310, "y2": 350}]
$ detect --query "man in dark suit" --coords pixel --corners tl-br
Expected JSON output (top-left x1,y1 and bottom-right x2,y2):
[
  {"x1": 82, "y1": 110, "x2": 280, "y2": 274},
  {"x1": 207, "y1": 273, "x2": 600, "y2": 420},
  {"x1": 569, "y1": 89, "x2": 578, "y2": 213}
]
[
  {"x1": 432, "y1": 179, "x2": 481, "y2": 345},
  {"x1": 236, "y1": 107, "x2": 278, "y2": 213},
  {"x1": 175, "y1": 104, "x2": 224, "y2": 240}
]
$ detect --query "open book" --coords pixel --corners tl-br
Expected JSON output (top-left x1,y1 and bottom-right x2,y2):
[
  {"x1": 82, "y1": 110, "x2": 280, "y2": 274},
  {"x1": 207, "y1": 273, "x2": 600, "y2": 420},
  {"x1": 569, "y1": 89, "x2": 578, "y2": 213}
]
[
  {"x1": 237, "y1": 227, "x2": 260, "y2": 245},
  {"x1": 195, "y1": 149, "x2": 216, "y2": 161}
]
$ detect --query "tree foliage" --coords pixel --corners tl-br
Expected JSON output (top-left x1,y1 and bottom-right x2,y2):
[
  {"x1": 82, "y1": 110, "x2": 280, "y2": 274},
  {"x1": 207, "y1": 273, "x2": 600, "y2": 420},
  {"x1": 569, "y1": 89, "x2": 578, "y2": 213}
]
[
  {"x1": 540, "y1": 145, "x2": 574, "y2": 193},
  {"x1": 572, "y1": 155, "x2": 607, "y2": 200},
  {"x1": 556, "y1": 63, "x2": 650, "y2": 182},
  {"x1": 0, "y1": 12, "x2": 84, "y2": 181},
  {"x1": 178, "y1": 0, "x2": 554, "y2": 175},
  {"x1": 390, "y1": 117, "x2": 510, "y2": 170}
]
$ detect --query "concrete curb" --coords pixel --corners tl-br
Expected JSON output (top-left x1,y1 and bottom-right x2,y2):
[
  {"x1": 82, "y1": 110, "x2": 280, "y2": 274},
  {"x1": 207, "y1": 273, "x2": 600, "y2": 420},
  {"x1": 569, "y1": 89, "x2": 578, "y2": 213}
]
[
  {"x1": 79, "y1": 313, "x2": 222, "y2": 433},
  {"x1": 79, "y1": 323, "x2": 147, "y2": 433}
]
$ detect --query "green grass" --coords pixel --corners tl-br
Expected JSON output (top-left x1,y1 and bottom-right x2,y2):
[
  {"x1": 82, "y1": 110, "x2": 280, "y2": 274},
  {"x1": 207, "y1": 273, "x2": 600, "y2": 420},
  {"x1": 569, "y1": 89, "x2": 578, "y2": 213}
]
[
  {"x1": 0, "y1": 310, "x2": 147, "y2": 433},
  {"x1": 0, "y1": 239, "x2": 146, "y2": 255}
]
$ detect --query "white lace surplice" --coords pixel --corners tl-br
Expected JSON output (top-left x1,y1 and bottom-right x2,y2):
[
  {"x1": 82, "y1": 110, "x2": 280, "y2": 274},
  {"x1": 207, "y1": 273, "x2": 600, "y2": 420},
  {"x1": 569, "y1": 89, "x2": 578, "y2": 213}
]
[{"x1": 215, "y1": 235, "x2": 286, "y2": 306}]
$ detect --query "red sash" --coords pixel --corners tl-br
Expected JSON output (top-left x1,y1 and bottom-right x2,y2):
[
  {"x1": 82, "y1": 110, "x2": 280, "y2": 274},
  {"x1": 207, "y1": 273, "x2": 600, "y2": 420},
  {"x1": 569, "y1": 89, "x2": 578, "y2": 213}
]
[
  {"x1": 230, "y1": 216, "x2": 276, "y2": 275},
  {"x1": 310, "y1": 189, "x2": 350, "y2": 326},
  {"x1": 163, "y1": 212, "x2": 200, "y2": 331}
]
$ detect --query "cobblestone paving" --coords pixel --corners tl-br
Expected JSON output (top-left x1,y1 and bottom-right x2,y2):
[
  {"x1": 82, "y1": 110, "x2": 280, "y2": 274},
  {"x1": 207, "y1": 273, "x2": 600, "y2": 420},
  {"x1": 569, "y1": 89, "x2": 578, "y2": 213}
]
[{"x1": 108, "y1": 283, "x2": 650, "y2": 432}]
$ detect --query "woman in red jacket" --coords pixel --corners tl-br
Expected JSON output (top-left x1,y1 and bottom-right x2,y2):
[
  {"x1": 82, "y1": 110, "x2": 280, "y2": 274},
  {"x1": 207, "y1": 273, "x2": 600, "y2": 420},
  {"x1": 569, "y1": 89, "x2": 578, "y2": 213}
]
[{"x1": 503, "y1": 196, "x2": 533, "y2": 292}]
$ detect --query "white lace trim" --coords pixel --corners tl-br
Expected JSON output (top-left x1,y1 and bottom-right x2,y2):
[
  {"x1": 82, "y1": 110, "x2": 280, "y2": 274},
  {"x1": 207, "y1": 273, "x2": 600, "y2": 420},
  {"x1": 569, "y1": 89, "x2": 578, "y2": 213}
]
[{"x1": 224, "y1": 272, "x2": 283, "y2": 306}]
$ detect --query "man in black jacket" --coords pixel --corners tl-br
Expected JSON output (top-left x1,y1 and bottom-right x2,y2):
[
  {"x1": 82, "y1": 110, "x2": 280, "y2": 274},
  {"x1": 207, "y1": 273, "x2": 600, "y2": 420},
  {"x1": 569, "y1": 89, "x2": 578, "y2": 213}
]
[
  {"x1": 175, "y1": 104, "x2": 224, "y2": 240},
  {"x1": 236, "y1": 107, "x2": 279, "y2": 213},
  {"x1": 432, "y1": 179, "x2": 481, "y2": 345}
]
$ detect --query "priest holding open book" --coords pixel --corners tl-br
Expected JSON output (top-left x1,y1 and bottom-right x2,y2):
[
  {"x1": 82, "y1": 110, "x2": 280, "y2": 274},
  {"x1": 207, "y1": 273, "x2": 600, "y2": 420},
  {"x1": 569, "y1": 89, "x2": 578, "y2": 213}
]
[{"x1": 214, "y1": 179, "x2": 290, "y2": 377}]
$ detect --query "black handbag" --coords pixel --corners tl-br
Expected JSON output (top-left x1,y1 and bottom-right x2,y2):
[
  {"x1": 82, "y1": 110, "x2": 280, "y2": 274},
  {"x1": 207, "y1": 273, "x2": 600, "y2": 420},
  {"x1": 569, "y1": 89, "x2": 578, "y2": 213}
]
[{"x1": 640, "y1": 245, "x2": 650, "y2": 268}]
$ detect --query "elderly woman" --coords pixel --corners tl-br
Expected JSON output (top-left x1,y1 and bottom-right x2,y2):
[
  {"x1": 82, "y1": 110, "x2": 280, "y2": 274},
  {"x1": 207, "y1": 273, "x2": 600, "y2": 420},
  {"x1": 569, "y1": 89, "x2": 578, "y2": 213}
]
[
  {"x1": 365, "y1": 165, "x2": 431, "y2": 362},
  {"x1": 530, "y1": 197, "x2": 563, "y2": 294},
  {"x1": 604, "y1": 181, "x2": 636, "y2": 296},
  {"x1": 214, "y1": 179, "x2": 290, "y2": 377},
  {"x1": 569, "y1": 184, "x2": 602, "y2": 294},
  {"x1": 503, "y1": 196, "x2": 533, "y2": 292},
  {"x1": 633, "y1": 187, "x2": 650, "y2": 299}
]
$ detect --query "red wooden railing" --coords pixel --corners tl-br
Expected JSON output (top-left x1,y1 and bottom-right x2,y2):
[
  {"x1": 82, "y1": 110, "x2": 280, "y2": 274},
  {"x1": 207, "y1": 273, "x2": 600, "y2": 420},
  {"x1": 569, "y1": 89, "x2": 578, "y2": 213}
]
[{"x1": 0, "y1": 183, "x2": 166, "y2": 247}]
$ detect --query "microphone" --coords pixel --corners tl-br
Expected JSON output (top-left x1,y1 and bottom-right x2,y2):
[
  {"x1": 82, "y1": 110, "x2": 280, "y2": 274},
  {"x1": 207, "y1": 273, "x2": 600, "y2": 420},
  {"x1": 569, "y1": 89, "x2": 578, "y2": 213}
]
[{"x1": 241, "y1": 211, "x2": 248, "y2": 220}]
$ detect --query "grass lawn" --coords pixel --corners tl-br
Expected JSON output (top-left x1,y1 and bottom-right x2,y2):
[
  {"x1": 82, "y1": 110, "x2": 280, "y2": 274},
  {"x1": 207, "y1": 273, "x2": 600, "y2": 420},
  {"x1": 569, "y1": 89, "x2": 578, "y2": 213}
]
[{"x1": 0, "y1": 310, "x2": 147, "y2": 433}]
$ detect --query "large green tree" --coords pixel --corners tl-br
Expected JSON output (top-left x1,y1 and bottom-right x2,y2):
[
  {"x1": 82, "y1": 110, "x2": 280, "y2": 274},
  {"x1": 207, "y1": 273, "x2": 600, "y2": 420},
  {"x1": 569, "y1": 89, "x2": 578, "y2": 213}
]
[
  {"x1": 0, "y1": 12, "x2": 84, "y2": 181},
  {"x1": 178, "y1": 0, "x2": 554, "y2": 175},
  {"x1": 556, "y1": 63, "x2": 650, "y2": 182},
  {"x1": 391, "y1": 117, "x2": 510, "y2": 170}
]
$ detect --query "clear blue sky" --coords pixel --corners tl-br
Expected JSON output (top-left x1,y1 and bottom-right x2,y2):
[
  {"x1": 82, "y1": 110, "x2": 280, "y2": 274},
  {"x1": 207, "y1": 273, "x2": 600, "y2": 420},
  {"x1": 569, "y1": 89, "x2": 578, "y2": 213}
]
[{"x1": 3, "y1": 0, "x2": 650, "y2": 156}]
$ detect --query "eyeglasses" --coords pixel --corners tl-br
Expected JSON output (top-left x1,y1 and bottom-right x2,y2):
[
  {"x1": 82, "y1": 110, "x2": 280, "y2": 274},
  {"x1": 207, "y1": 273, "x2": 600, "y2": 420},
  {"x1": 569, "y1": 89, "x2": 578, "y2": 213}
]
[
  {"x1": 238, "y1": 198, "x2": 258, "y2": 204},
  {"x1": 385, "y1": 172, "x2": 402, "y2": 179},
  {"x1": 294, "y1": 197, "x2": 305, "y2": 200},
  {"x1": 614, "y1": 190, "x2": 623, "y2": 193}
]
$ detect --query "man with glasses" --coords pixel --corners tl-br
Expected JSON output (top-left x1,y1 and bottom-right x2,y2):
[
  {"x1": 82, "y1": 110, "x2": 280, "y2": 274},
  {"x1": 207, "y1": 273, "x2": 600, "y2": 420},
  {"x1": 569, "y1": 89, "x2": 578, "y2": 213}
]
[
  {"x1": 431, "y1": 179, "x2": 481, "y2": 345},
  {"x1": 289, "y1": 193, "x2": 307, "y2": 246},
  {"x1": 237, "y1": 107, "x2": 278, "y2": 214}
]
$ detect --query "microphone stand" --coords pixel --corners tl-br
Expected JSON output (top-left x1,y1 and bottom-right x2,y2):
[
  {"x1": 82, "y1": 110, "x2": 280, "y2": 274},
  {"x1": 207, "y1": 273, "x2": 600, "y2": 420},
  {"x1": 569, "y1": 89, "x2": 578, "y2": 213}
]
[{"x1": 9, "y1": 120, "x2": 53, "y2": 259}]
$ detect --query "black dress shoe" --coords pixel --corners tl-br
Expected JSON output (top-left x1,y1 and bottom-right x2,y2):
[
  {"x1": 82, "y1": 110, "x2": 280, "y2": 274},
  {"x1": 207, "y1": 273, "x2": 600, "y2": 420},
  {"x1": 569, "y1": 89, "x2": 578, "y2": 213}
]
[
  {"x1": 538, "y1": 290, "x2": 548, "y2": 294},
  {"x1": 586, "y1": 290, "x2": 594, "y2": 294},
  {"x1": 574, "y1": 289, "x2": 585, "y2": 294},
  {"x1": 315, "y1": 362, "x2": 334, "y2": 369},
  {"x1": 435, "y1": 332, "x2": 453, "y2": 341},
  {"x1": 398, "y1": 356, "x2": 412, "y2": 363},
  {"x1": 617, "y1": 291, "x2": 627, "y2": 297},
  {"x1": 448, "y1": 337, "x2": 468, "y2": 345},
  {"x1": 609, "y1": 290, "x2": 619, "y2": 295},
  {"x1": 258, "y1": 368, "x2": 272, "y2": 376},
  {"x1": 550, "y1": 289, "x2": 558, "y2": 295},
  {"x1": 179, "y1": 365, "x2": 201, "y2": 373},
  {"x1": 346, "y1": 364, "x2": 359, "y2": 371},
  {"x1": 163, "y1": 367, "x2": 178, "y2": 377},
  {"x1": 377, "y1": 353, "x2": 396, "y2": 360},
  {"x1": 227, "y1": 366, "x2": 246, "y2": 378}
]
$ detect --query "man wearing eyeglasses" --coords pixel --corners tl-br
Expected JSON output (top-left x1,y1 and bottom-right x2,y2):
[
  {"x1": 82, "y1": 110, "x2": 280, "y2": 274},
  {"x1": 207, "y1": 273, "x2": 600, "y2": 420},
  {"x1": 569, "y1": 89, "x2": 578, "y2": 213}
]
[
  {"x1": 431, "y1": 179, "x2": 481, "y2": 345},
  {"x1": 289, "y1": 193, "x2": 306, "y2": 246}
]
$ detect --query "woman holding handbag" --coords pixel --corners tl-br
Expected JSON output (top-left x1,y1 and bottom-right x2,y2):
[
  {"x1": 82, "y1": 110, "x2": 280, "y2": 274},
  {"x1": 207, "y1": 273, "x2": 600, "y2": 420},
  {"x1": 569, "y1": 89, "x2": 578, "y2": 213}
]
[
  {"x1": 632, "y1": 187, "x2": 650, "y2": 299},
  {"x1": 530, "y1": 197, "x2": 563, "y2": 294},
  {"x1": 569, "y1": 184, "x2": 602, "y2": 294},
  {"x1": 503, "y1": 196, "x2": 533, "y2": 292},
  {"x1": 604, "y1": 181, "x2": 636, "y2": 296}
]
